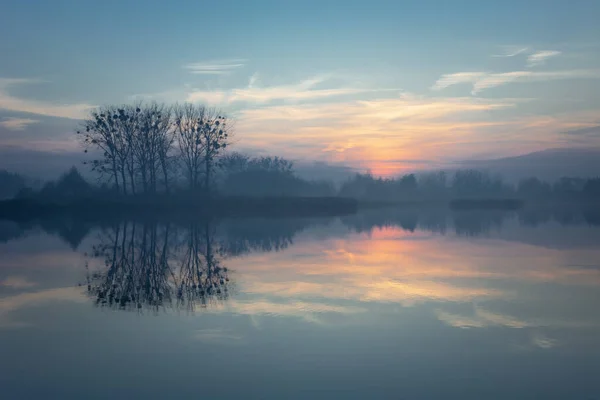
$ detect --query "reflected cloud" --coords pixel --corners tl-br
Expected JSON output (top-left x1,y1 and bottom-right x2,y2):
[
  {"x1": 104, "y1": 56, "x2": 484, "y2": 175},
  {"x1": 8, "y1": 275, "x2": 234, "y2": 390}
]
[
  {"x1": 193, "y1": 328, "x2": 245, "y2": 343},
  {"x1": 242, "y1": 278, "x2": 504, "y2": 307},
  {"x1": 2, "y1": 211, "x2": 600, "y2": 344},
  {"x1": 531, "y1": 332, "x2": 558, "y2": 349},
  {"x1": 0, "y1": 276, "x2": 37, "y2": 289},
  {"x1": 0, "y1": 286, "x2": 86, "y2": 329},
  {"x1": 436, "y1": 306, "x2": 600, "y2": 331},
  {"x1": 208, "y1": 299, "x2": 366, "y2": 325},
  {"x1": 436, "y1": 307, "x2": 531, "y2": 329}
]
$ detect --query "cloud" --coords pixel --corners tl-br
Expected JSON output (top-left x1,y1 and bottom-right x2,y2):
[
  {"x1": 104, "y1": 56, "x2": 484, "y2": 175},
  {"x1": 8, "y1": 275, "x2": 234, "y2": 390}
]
[
  {"x1": 0, "y1": 117, "x2": 39, "y2": 131},
  {"x1": 186, "y1": 75, "x2": 389, "y2": 105},
  {"x1": 0, "y1": 78, "x2": 41, "y2": 87},
  {"x1": 527, "y1": 50, "x2": 561, "y2": 67},
  {"x1": 561, "y1": 125, "x2": 600, "y2": 137},
  {"x1": 230, "y1": 92, "x2": 519, "y2": 173},
  {"x1": 492, "y1": 45, "x2": 530, "y2": 58},
  {"x1": 490, "y1": 46, "x2": 561, "y2": 66},
  {"x1": 471, "y1": 71, "x2": 532, "y2": 93},
  {"x1": 430, "y1": 72, "x2": 487, "y2": 91},
  {"x1": 248, "y1": 72, "x2": 259, "y2": 88},
  {"x1": 0, "y1": 77, "x2": 94, "y2": 119},
  {"x1": 183, "y1": 59, "x2": 246, "y2": 75},
  {"x1": 238, "y1": 94, "x2": 514, "y2": 125},
  {"x1": 432, "y1": 69, "x2": 600, "y2": 94}
]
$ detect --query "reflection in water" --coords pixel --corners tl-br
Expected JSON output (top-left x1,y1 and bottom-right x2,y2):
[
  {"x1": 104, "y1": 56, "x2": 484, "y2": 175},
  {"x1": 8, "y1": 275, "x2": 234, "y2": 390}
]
[
  {"x1": 86, "y1": 221, "x2": 231, "y2": 312},
  {"x1": 342, "y1": 205, "x2": 600, "y2": 237},
  {"x1": 81, "y1": 217, "x2": 334, "y2": 312},
  {"x1": 1, "y1": 205, "x2": 599, "y2": 248},
  {"x1": 2, "y1": 209, "x2": 600, "y2": 398}
]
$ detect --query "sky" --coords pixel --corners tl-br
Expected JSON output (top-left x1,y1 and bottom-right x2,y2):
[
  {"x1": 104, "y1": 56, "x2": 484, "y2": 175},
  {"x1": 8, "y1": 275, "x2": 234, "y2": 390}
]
[{"x1": 1, "y1": 0, "x2": 600, "y2": 176}]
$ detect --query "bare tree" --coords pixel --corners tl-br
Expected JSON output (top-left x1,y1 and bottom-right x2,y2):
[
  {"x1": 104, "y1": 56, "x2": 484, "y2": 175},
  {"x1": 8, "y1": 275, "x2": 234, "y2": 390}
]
[
  {"x1": 173, "y1": 103, "x2": 206, "y2": 192},
  {"x1": 173, "y1": 104, "x2": 231, "y2": 193},
  {"x1": 80, "y1": 103, "x2": 176, "y2": 195},
  {"x1": 134, "y1": 103, "x2": 173, "y2": 193},
  {"x1": 80, "y1": 102, "x2": 230, "y2": 196},
  {"x1": 78, "y1": 106, "x2": 131, "y2": 194},
  {"x1": 200, "y1": 110, "x2": 230, "y2": 193}
]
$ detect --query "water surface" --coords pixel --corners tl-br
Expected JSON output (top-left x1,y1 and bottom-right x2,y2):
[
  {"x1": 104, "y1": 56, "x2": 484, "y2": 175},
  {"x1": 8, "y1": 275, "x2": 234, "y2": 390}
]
[{"x1": 1, "y1": 209, "x2": 600, "y2": 399}]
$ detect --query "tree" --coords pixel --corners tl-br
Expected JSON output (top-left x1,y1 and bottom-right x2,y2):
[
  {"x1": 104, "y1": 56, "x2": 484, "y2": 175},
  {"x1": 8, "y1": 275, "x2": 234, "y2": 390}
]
[
  {"x1": 79, "y1": 103, "x2": 174, "y2": 195},
  {"x1": 37, "y1": 166, "x2": 92, "y2": 201},
  {"x1": 173, "y1": 104, "x2": 231, "y2": 193},
  {"x1": 517, "y1": 177, "x2": 551, "y2": 199},
  {"x1": 78, "y1": 105, "x2": 138, "y2": 195},
  {"x1": 418, "y1": 171, "x2": 447, "y2": 197},
  {"x1": 0, "y1": 170, "x2": 27, "y2": 200},
  {"x1": 219, "y1": 152, "x2": 250, "y2": 175},
  {"x1": 78, "y1": 108, "x2": 118, "y2": 192},
  {"x1": 553, "y1": 177, "x2": 585, "y2": 198},
  {"x1": 583, "y1": 177, "x2": 600, "y2": 198},
  {"x1": 247, "y1": 156, "x2": 293, "y2": 174},
  {"x1": 134, "y1": 103, "x2": 173, "y2": 193},
  {"x1": 200, "y1": 111, "x2": 230, "y2": 193}
]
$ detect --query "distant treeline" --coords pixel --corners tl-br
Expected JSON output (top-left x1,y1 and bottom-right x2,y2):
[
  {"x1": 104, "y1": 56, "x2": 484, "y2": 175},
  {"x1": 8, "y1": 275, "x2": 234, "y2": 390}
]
[
  {"x1": 3, "y1": 164, "x2": 600, "y2": 205},
  {"x1": 339, "y1": 170, "x2": 600, "y2": 203}
]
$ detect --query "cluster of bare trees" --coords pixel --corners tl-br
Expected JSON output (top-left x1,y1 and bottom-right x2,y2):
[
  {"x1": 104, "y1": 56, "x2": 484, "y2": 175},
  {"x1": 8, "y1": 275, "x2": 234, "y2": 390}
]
[{"x1": 77, "y1": 102, "x2": 230, "y2": 195}]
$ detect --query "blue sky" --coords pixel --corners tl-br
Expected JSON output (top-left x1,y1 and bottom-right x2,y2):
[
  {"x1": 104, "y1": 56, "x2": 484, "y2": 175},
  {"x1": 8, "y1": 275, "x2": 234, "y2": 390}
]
[{"x1": 1, "y1": 0, "x2": 600, "y2": 175}]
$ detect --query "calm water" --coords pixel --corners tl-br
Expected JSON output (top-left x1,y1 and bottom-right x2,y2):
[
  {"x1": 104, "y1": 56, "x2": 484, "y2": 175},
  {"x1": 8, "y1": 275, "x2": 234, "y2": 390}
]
[{"x1": 1, "y1": 208, "x2": 600, "y2": 399}]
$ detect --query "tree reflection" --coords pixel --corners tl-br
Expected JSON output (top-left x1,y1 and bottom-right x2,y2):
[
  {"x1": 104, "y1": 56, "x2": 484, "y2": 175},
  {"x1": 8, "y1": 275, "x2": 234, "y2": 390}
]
[
  {"x1": 86, "y1": 220, "x2": 230, "y2": 312},
  {"x1": 341, "y1": 204, "x2": 600, "y2": 237}
]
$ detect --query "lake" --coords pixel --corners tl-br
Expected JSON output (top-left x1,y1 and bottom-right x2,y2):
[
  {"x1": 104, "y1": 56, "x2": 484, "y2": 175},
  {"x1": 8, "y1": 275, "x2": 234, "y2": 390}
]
[{"x1": 1, "y1": 207, "x2": 600, "y2": 399}]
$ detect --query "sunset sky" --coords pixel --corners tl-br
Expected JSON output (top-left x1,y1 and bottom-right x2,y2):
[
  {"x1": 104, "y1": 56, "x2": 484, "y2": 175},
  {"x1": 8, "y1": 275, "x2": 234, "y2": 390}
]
[{"x1": 1, "y1": 0, "x2": 600, "y2": 176}]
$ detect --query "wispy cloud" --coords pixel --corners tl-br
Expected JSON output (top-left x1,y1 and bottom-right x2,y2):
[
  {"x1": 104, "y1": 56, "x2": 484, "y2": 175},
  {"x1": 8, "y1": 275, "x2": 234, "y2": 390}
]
[
  {"x1": 183, "y1": 59, "x2": 246, "y2": 75},
  {"x1": 187, "y1": 74, "x2": 394, "y2": 105},
  {"x1": 0, "y1": 77, "x2": 41, "y2": 87},
  {"x1": 527, "y1": 50, "x2": 561, "y2": 67},
  {"x1": 432, "y1": 69, "x2": 600, "y2": 94},
  {"x1": 0, "y1": 77, "x2": 94, "y2": 119},
  {"x1": 232, "y1": 92, "x2": 518, "y2": 172},
  {"x1": 430, "y1": 72, "x2": 487, "y2": 91},
  {"x1": 248, "y1": 72, "x2": 259, "y2": 88},
  {"x1": 0, "y1": 117, "x2": 39, "y2": 131},
  {"x1": 492, "y1": 45, "x2": 529, "y2": 58}
]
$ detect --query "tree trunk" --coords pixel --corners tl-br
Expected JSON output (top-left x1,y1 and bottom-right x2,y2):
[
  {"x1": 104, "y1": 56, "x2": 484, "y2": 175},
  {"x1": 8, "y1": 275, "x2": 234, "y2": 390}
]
[
  {"x1": 121, "y1": 168, "x2": 128, "y2": 196},
  {"x1": 112, "y1": 159, "x2": 120, "y2": 193},
  {"x1": 205, "y1": 156, "x2": 210, "y2": 195},
  {"x1": 161, "y1": 160, "x2": 169, "y2": 194}
]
